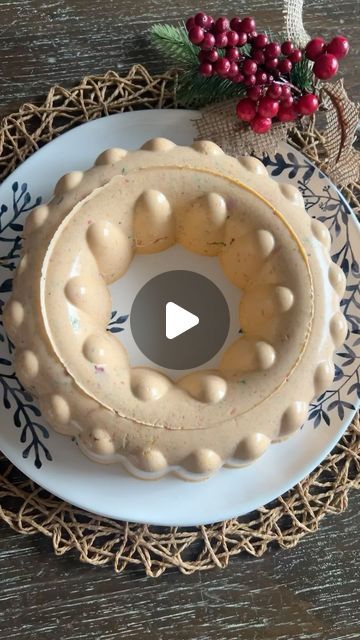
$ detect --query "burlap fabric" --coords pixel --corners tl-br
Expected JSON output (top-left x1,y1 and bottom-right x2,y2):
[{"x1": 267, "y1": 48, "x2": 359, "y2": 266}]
[
  {"x1": 0, "y1": 66, "x2": 359, "y2": 576},
  {"x1": 283, "y1": 0, "x2": 310, "y2": 48},
  {"x1": 195, "y1": 98, "x2": 290, "y2": 157}
]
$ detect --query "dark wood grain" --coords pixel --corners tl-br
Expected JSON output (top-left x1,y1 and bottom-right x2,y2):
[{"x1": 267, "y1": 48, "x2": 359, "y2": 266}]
[
  {"x1": 0, "y1": 0, "x2": 359, "y2": 117},
  {"x1": 0, "y1": 1, "x2": 359, "y2": 639},
  {"x1": 0, "y1": 492, "x2": 359, "y2": 639}
]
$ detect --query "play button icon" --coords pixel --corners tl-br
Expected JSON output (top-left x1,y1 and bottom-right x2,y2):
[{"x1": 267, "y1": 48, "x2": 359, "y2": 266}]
[
  {"x1": 130, "y1": 270, "x2": 230, "y2": 370},
  {"x1": 166, "y1": 302, "x2": 199, "y2": 340}
]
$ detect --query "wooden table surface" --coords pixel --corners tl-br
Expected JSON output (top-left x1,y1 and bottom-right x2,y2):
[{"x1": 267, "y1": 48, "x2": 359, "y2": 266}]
[{"x1": 0, "y1": 2, "x2": 359, "y2": 639}]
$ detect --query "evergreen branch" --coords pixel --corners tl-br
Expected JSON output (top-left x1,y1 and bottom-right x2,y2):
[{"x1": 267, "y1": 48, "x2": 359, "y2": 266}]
[
  {"x1": 264, "y1": 27, "x2": 279, "y2": 42},
  {"x1": 239, "y1": 43, "x2": 252, "y2": 57},
  {"x1": 176, "y1": 69, "x2": 246, "y2": 108},
  {"x1": 150, "y1": 23, "x2": 198, "y2": 67},
  {"x1": 150, "y1": 22, "x2": 247, "y2": 107},
  {"x1": 291, "y1": 57, "x2": 314, "y2": 92}
]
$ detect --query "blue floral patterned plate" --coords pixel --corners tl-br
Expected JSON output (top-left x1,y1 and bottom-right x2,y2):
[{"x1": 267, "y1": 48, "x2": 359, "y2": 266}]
[{"x1": 0, "y1": 110, "x2": 358, "y2": 526}]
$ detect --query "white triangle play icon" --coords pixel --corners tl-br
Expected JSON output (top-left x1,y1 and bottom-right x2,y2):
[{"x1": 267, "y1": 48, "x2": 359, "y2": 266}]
[{"x1": 165, "y1": 302, "x2": 199, "y2": 340}]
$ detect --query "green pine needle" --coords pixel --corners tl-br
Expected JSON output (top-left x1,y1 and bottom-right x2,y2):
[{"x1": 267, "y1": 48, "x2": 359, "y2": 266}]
[
  {"x1": 150, "y1": 23, "x2": 198, "y2": 67},
  {"x1": 176, "y1": 69, "x2": 246, "y2": 108},
  {"x1": 264, "y1": 27, "x2": 278, "y2": 42},
  {"x1": 150, "y1": 22, "x2": 247, "y2": 107},
  {"x1": 291, "y1": 58, "x2": 314, "y2": 92}
]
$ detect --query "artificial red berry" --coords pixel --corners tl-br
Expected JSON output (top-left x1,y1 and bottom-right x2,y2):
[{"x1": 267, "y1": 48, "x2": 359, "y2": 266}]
[
  {"x1": 243, "y1": 59, "x2": 258, "y2": 75},
  {"x1": 253, "y1": 33, "x2": 268, "y2": 49},
  {"x1": 255, "y1": 70, "x2": 268, "y2": 85},
  {"x1": 297, "y1": 93, "x2": 319, "y2": 115},
  {"x1": 230, "y1": 16, "x2": 242, "y2": 31},
  {"x1": 267, "y1": 83, "x2": 282, "y2": 99},
  {"x1": 185, "y1": 17, "x2": 195, "y2": 31},
  {"x1": 227, "y1": 30, "x2": 239, "y2": 46},
  {"x1": 265, "y1": 42, "x2": 281, "y2": 58},
  {"x1": 200, "y1": 32, "x2": 216, "y2": 49},
  {"x1": 313, "y1": 52, "x2": 339, "y2": 79},
  {"x1": 232, "y1": 72, "x2": 245, "y2": 83},
  {"x1": 326, "y1": 35, "x2": 349, "y2": 60},
  {"x1": 278, "y1": 103, "x2": 298, "y2": 121},
  {"x1": 215, "y1": 16, "x2": 230, "y2": 33},
  {"x1": 237, "y1": 32, "x2": 248, "y2": 46},
  {"x1": 250, "y1": 115, "x2": 272, "y2": 133},
  {"x1": 258, "y1": 96, "x2": 279, "y2": 118},
  {"x1": 281, "y1": 40, "x2": 294, "y2": 56},
  {"x1": 236, "y1": 97, "x2": 257, "y2": 121},
  {"x1": 267, "y1": 74, "x2": 274, "y2": 84},
  {"x1": 227, "y1": 47, "x2": 240, "y2": 61},
  {"x1": 248, "y1": 31, "x2": 258, "y2": 43},
  {"x1": 289, "y1": 49, "x2": 302, "y2": 63},
  {"x1": 240, "y1": 16, "x2": 256, "y2": 34},
  {"x1": 244, "y1": 74, "x2": 256, "y2": 86},
  {"x1": 228, "y1": 62, "x2": 239, "y2": 77},
  {"x1": 247, "y1": 85, "x2": 263, "y2": 101},
  {"x1": 214, "y1": 57, "x2": 231, "y2": 76},
  {"x1": 305, "y1": 37, "x2": 326, "y2": 61},
  {"x1": 194, "y1": 12, "x2": 209, "y2": 29},
  {"x1": 281, "y1": 96, "x2": 294, "y2": 108},
  {"x1": 214, "y1": 32, "x2": 228, "y2": 48},
  {"x1": 281, "y1": 84, "x2": 292, "y2": 98},
  {"x1": 189, "y1": 26, "x2": 205, "y2": 45},
  {"x1": 207, "y1": 48, "x2": 219, "y2": 63},
  {"x1": 252, "y1": 49, "x2": 265, "y2": 64},
  {"x1": 278, "y1": 58, "x2": 292, "y2": 74},
  {"x1": 198, "y1": 50, "x2": 208, "y2": 63},
  {"x1": 205, "y1": 15, "x2": 214, "y2": 30},
  {"x1": 199, "y1": 62, "x2": 213, "y2": 76},
  {"x1": 265, "y1": 58, "x2": 278, "y2": 70}
]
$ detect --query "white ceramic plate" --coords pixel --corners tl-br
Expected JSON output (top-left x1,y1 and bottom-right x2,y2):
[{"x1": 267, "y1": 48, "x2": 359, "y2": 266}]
[{"x1": 0, "y1": 110, "x2": 359, "y2": 526}]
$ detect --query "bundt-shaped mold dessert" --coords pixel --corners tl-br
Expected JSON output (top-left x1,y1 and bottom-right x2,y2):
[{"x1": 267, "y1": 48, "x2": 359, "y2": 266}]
[{"x1": 4, "y1": 138, "x2": 347, "y2": 480}]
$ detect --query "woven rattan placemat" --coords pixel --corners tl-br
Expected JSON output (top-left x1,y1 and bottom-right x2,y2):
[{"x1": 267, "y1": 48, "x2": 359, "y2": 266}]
[{"x1": 0, "y1": 65, "x2": 359, "y2": 576}]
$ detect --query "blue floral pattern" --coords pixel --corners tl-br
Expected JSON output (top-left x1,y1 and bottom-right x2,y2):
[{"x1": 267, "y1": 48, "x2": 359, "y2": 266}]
[
  {"x1": 0, "y1": 183, "x2": 52, "y2": 468},
  {"x1": 107, "y1": 311, "x2": 129, "y2": 333},
  {"x1": 0, "y1": 149, "x2": 359, "y2": 469},
  {"x1": 263, "y1": 152, "x2": 359, "y2": 428}
]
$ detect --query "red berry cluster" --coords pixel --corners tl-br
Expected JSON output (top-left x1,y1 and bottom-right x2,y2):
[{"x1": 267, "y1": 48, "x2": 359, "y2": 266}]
[
  {"x1": 304, "y1": 35, "x2": 349, "y2": 79},
  {"x1": 185, "y1": 12, "x2": 349, "y2": 133},
  {"x1": 236, "y1": 89, "x2": 319, "y2": 134},
  {"x1": 186, "y1": 12, "x2": 302, "y2": 85}
]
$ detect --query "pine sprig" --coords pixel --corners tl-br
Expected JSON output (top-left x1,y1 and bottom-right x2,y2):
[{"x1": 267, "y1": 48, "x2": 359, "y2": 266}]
[
  {"x1": 151, "y1": 22, "x2": 247, "y2": 107},
  {"x1": 291, "y1": 57, "x2": 314, "y2": 92},
  {"x1": 176, "y1": 70, "x2": 246, "y2": 108},
  {"x1": 150, "y1": 23, "x2": 198, "y2": 67}
]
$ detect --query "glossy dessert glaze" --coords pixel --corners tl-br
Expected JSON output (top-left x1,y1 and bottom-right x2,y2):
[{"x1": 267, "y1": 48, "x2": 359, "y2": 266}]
[{"x1": 4, "y1": 139, "x2": 347, "y2": 480}]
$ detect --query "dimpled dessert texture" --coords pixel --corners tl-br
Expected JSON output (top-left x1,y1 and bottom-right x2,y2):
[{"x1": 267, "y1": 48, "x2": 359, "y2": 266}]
[{"x1": 4, "y1": 139, "x2": 346, "y2": 481}]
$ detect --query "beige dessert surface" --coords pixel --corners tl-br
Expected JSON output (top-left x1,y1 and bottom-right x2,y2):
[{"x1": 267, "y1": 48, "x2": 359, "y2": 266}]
[{"x1": 4, "y1": 138, "x2": 347, "y2": 480}]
